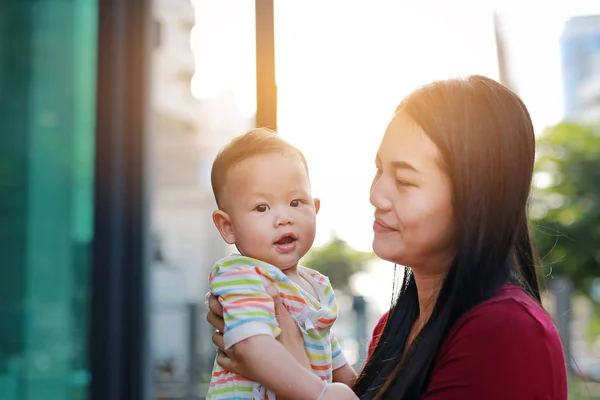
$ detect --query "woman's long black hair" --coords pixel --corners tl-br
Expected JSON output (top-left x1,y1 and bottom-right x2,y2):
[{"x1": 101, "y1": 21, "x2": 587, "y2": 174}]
[{"x1": 353, "y1": 75, "x2": 541, "y2": 399}]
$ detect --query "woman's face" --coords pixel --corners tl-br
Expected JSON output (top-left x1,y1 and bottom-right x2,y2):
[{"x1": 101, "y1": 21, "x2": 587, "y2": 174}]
[{"x1": 370, "y1": 111, "x2": 457, "y2": 272}]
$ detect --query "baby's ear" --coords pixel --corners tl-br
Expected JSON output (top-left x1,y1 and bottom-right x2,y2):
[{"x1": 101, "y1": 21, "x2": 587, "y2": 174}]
[
  {"x1": 313, "y1": 198, "x2": 321, "y2": 214},
  {"x1": 212, "y1": 210, "x2": 235, "y2": 244}
]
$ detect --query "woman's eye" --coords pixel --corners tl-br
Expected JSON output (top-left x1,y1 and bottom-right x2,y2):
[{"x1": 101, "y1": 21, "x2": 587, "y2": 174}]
[
  {"x1": 290, "y1": 199, "x2": 301, "y2": 207},
  {"x1": 255, "y1": 204, "x2": 269, "y2": 212}
]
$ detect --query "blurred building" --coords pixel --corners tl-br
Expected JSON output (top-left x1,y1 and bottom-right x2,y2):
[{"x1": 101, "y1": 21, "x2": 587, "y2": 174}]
[
  {"x1": 152, "y1": 0, "x2": 212, "y2": 298},
  {"x1": 150, "y1": 0, "x2": 233, "y2": 395},
  {"x1": 494, "y1": 12, "x2": 519, "y2": 94},
  {"x1": 561, "y1": 15, "x2": 600, "y2": 121},
  {"x1": 571, "y1": 62, "x2": 600, "y2": 123}
]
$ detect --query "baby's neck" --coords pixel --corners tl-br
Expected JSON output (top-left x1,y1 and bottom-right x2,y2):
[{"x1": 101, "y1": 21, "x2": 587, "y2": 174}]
[
  {"x1": 280, "y1": 264, "x2": 299, "y2": 278},
  {"x1": 282, "y1": 265, "x2": 319, "y2": 300}
]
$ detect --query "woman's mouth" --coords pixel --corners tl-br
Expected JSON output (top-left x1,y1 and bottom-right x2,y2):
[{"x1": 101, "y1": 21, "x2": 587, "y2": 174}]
[{"x1": 373, "y1": 219, "x2": 396, "y2": 234}]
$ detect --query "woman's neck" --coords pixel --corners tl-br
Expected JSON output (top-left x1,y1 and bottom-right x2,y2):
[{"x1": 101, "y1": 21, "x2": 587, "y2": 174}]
[
  {"x1": 410, "y1": 250, "x2": 454, "y2": 325},
  {"x1": 411, "y1": 269, "x2": 446, "y2": 326}
]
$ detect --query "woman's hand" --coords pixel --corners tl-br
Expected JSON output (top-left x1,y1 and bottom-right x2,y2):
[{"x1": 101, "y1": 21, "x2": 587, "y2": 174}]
[
  {"x1": 207, "y1": 283, "x2": 311, "y2": 375},
  {"x1": 322, "y1": 383, "x2": 358, "y2": 399}
]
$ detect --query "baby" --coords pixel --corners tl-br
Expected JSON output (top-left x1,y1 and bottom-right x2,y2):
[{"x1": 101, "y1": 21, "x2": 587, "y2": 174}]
[{"x1": 205, "y1": 128, "x2": 356, "y2": 399}]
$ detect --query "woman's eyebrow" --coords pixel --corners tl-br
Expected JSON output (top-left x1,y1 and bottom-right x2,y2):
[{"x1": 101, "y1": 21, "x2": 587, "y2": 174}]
[{"x1": 391, "y1": 160, "x2": 420, "y2": 174}]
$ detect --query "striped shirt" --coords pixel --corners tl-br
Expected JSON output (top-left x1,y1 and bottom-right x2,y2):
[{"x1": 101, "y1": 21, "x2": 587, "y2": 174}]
[{"x1": 205, "y1": 254, "x2": 348, "y2": 399}]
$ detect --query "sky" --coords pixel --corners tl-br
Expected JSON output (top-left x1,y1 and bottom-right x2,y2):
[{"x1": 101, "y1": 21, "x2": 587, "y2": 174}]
[
  {"x1": 275, "y1": 2, "x2": 500, "y2": 254},
  {"x1": 273, "y1": 0, "x2": 600, "y2": 254}
]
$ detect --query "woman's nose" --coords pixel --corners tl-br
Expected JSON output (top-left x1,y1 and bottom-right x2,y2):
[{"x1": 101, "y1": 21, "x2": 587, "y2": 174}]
[{"x1": 370, "y1": 177, "x2": 393, "y2": 212}]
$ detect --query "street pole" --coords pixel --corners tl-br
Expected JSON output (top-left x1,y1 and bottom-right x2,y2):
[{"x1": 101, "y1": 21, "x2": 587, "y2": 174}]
[{"x1": 255, "y1": 0, "x2": 277, "y2": 130}]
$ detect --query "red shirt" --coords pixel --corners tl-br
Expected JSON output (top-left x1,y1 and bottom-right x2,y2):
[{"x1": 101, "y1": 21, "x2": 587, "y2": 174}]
[{"x1": 368, "y1": 285, "x2": 568, "y2": 399}]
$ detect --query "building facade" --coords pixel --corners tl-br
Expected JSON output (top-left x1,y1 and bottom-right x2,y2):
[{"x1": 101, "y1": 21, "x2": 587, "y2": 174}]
[{"x1": 561, "y1": 15, "x2": 600, "y2": 120}]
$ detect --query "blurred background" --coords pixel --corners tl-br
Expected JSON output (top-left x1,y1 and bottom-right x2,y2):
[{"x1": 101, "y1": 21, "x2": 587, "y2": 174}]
[{"x1": 1, "y1": 0, "x2": 599, "y2": 399}]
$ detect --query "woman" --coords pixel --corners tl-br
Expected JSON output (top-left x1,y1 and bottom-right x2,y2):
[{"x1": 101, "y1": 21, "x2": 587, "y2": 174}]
[{"x1": 207, "y1": 75, "x2": 568, "y2": 399}]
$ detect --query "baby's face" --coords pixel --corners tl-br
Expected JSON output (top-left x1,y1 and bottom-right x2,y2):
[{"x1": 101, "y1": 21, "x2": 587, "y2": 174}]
[{"x1": 221, "y1": 153, "x2": 319, "y2": 270}]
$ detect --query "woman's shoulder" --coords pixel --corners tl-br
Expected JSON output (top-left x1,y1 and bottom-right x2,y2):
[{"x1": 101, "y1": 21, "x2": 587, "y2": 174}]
[
  {"x1": 369, "y1": 285, "x2": 564, "y2": 357},
  {"x1": 371, "y1": 285, "x2": 560, "y2": 345},
  {"x1": 437, "y1": 284, "x2": 566, "y2": 379},
  {"x1": 367, "y1": 311, "x2": 389, "y2": 357},
  {"x1": 426, "y1": 285, "x2": 568, "y2": 398},
  {"x1": 449, "y1": 284, "x2": 559, "y2": 340}
]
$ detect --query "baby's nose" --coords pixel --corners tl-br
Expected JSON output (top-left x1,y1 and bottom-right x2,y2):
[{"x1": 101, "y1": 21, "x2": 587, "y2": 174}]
[{"x1": 274, "y1": 213, "x2": 293, "y2": 226}]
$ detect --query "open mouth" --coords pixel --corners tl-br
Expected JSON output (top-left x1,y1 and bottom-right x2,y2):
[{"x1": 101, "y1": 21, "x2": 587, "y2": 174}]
[
  {"x1": 274, "y1": 234, "x2": 298, "y2": 253},
  {"x1": 274, "y1": 234, "x2": 297, "y2": 245}
]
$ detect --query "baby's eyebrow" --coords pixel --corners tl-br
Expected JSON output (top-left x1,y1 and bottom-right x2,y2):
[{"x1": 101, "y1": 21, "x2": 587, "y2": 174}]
[{"x1": 248, "y1": 192, "x2": 272, "y2": 198}]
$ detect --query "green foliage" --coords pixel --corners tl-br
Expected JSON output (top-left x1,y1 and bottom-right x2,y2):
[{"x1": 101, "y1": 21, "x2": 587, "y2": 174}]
[
  {"x1": 532, "y1": 123, "x2": 600, "y2": 296},
  {"x1": 587, "y1": 313, "x2": 600, "y2": 347},
  {"x1": 568, "y1": 378, "x2": 600, "y2": 399},
  {"x1": 301, "y1": 235, "x2": 375, "y2": 291}
]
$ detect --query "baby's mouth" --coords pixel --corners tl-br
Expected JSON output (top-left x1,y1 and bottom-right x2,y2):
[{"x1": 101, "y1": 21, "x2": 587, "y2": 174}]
[
  {"x1": 275, "y1": 235, "x2": 296, "y2": 245},
  {"x1": 274, "y1": 234, "x2": 298, "y2": 253}
]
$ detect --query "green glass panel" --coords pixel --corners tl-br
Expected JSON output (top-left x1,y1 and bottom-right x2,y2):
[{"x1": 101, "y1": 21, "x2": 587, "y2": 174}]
[{"x1": 0, "y1": 1, "x2": 98, "y2": 399}]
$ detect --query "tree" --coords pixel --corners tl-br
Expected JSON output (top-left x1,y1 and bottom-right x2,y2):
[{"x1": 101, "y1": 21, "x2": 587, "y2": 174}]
[
  {"x1": 301, "y1": 235, "x2": 375, "y2": 291},
  {"x1": 532, "y1": 123, "x2": 600, "y2": 297}
]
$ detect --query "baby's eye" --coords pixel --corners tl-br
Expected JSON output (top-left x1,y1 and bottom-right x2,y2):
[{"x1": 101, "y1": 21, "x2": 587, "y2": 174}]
[
  {"x1": 255, "y1": 204, "x2": 270, "y2": 212},
  {"x1": 290, "y1": 199, "x2": 302, "y2": 207}
]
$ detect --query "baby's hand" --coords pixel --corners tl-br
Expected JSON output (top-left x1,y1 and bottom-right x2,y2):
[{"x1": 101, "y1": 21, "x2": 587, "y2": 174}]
[{"x1": 322, "y1": 382, "x2": 358, "y2": 400}]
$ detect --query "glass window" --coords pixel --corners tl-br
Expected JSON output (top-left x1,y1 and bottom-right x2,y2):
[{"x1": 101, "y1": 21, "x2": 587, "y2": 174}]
[{"x1": 0, "y1": 1, "x2": 98, "y2": 399}]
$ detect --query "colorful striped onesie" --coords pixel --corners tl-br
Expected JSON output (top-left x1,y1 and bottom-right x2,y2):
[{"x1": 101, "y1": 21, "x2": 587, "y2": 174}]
[{"x1": 205, "y1": 254, "x2": 348, "y2": 400}]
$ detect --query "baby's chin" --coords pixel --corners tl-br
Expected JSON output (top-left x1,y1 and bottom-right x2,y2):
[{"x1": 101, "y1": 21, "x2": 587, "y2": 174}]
[
  {"x1": 265, "y1": 255, "x2": 300, "y2": 271},
  {"x1": 261, "y1": 253, "x2": 304, "y2": 271},
  {"x1": 235, "y1": 248, "x2": 299, "y2": 270}
]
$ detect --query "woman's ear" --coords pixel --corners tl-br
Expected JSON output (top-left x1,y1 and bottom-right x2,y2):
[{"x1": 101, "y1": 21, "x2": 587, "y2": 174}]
[
  {"x1": 313, "y1": 198, "x2": 321, "y2": 214},
  {"x1": 213, "y1": 210, "x2": 235, "y2": 244}
]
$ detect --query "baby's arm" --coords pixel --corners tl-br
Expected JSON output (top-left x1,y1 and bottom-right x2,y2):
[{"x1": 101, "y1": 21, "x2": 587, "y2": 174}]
[
  {"x1": 233, "y1": 335, "x2": 325, "y2": 399},
  {"x1": 330, "y1": 331, "x2": 357, "y2": 386},
  {"x1": 333, "y1": 364, "x2": 357, "y2": 387}
]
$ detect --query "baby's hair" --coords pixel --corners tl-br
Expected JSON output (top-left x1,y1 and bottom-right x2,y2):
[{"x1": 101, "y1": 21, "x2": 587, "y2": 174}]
[{"x1": 211, "y1": 128, "x2": 309, "y2": 209}]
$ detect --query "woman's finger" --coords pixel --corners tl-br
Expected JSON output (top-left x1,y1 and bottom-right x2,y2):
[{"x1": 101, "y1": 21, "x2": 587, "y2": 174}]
[
  {"x1": 266, "y1": 283, "x2": 298, "y2": 333},
  {"x1": 265, "y1": 283, "x2": 285, "y2": 319},
  {"x1": 208, "y1": 294, "x2": 223, "y2": 317},
  {"x1": 212, "y1": 330, "x2": 225, "y2": 351},
  {"x1": 216, "y1": 349, "x2": 235, "y2": 372},
  {"x1": 207, "y1": 309, "x2": 225, "y2": 332},
  {"x1": 265, "y1": 282, "x2": 311, "y2": 369}
]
